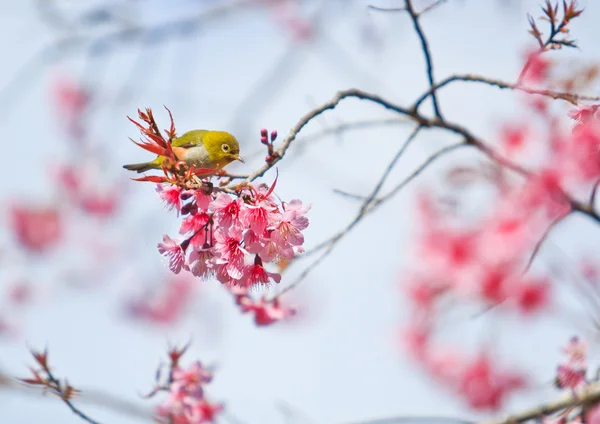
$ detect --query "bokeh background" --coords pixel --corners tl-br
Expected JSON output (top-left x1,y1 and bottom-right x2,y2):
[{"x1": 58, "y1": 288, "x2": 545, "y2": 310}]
[{"x1": 1, "y1": 0, "x2": 600, "y2": 423}]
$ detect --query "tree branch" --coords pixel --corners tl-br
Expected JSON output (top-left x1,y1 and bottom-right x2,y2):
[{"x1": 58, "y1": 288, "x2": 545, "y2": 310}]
[
  {"x1": 414, "y1": 74, "x2": 600, "y2": 110},
  {"x1": 405, "y1": 0, "x2": 444, "y2": 119},
  {"x1": 278, "y1": 139, "x2": 466, "y2": 298},
  {"x1": 480, "y1": 382, "x2": 600, "y2": 424}
]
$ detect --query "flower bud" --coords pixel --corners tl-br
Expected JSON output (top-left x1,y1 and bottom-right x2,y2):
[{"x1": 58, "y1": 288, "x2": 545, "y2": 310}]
[
  {"x1": 261, "y1": 136, "x2": 269, "y2": 145},
  {"x1": 270, "y1": 130, "x2": 278, "y2": 141},
  {"x1": 260, "y1": 128, "x2": 268, "y2": 138},
  {"x1": 265, "y1": 155, "x2": 273, "y2": 163}
]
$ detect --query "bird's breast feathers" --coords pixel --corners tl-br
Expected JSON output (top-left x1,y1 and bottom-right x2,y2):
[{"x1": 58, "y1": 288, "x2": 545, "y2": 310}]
[{"x1": 178, "y1": 144, "x2": 216, "y2": 169}]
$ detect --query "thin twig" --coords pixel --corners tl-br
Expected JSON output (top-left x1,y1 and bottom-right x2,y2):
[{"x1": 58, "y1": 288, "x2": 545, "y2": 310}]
[
  {"x1": 227, "y1": 118, "x2": 411, "y2": 173},
  {"x1": 418, "y1": 0, "x2": 448, "y2": 16},
  {"x1": 280, "y1": 140, "x2": 465, "y2": 297},
  {"x1": 367, "y1": 5, "x2": 405, "y2": 12},
  {"x1": 523, "y1": 213, "x2": 569, "y2": 273},
  {"x1": 414, "y1": 74, "x2": 600, "y2": 109},
  {"x1": 275, "y1": 127, "x2": 423, "y2": 297},
  {"x1": 405, "y1": 0, "x2": 443, "y2": 119},
  {"x1": 373, "y1": 142, "x2": 466, "y2": 206},
  {"x1": 44, "y1": 370, "x2": 101, "y2": 424}
]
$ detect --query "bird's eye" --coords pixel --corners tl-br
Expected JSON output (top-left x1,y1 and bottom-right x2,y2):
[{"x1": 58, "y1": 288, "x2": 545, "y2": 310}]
[{"x1": 221, "y1": 143, "x2": 230, "y2": 152}]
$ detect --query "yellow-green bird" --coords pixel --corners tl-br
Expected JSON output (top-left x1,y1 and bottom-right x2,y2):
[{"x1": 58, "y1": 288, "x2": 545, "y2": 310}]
[{"x1": 123, "y1": 130, "x2": 244, "y2": 173}]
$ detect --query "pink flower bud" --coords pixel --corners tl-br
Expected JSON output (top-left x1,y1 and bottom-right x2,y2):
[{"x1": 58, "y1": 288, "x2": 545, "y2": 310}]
[
  {"x1": 261, "y1": 136, "x2": 269, "y2": 145},
  {"x1": 260, "y1": 128, "x2": 268, "y2": 137},
  {"x1": 270, "y1": 130, "x2": 278, "y2": 141},
  {"x1": 265, "y1": 155, "x2": 273, "y2": 162}
]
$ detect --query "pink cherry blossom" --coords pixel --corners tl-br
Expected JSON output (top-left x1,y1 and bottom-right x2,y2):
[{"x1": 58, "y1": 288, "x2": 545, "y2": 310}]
[
  {"x1": 568, "y1": 104, "x2": 600, "y2": 127},
  {"x1": 184, "y1": 399, "x2": 223, "y2": 424},
  {"x1": 180, "y1": 212, "x2": 210, "y2": 235},
  {"x1": 158, "y1": 235, "x2": 186, "y2": 274},
  {"x1": 188, "y1": 246, "x2": 216, "y2": 279},
  {"x1": 239, "y1": 296, "x2": 296, "y2": 326},
  {"x1": 457, "y1": 354, "x2": 525, "y2": 410},
  {"x1": 156, "y1": 184, "x2": 184, "y2": 213},
  {"x1": 213, "y1": 227, "x2": 246, "y2": 280},
  {"x1": 242, "y1": 262, "x2": 281, "y2": 287},
  {"x1": 172, "y1": 361, "x2": 213, "y2": 390},
  {"x1": 210, "y1": 193, "x2": 241, "y2": 227},
  {"x1": 195, "y1": 190, "x2": 212, "y2": 212},
  {"x1": 11, "y1": 205, "x2": 62, "y2": 253}
]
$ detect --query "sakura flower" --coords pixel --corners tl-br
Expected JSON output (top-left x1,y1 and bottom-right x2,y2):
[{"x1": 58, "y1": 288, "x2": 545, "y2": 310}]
[
  {"x1": 240, "y1": 200, "x2": 274, "y2": 235},
  {"x1": 457, "y1": 354, "x2": 526, "y2": 411},
  {"x1": 243, "y1": 230, "x2": 265, "y2": 254},
  {"x1": 172, "y1": 361, "x2": 213, "y2": 391},
  {"x1": 158, "y1": 235, "x2": 186, "y2": 274},
  {"x1": 188, "y1": 246, "x2": 216, "y2": 279},
  {"x1": 157, "y1": 184, "x2": 183, "y2": 213},
  {"x1": 568, "y1": 104, "x2": 599, "y2": 127},
  {"x1": 521, "y1": 51, "x2": 550, "y2": 84},
  {"x1": 213, "y1": 227, "x2": 246, "y2": 280},
  {"x1": 11, "y1": 206, "x2": 62, "y2": 253},
  {"x1": 239, "y1": 296, "x2": 296, "y2": 326},
  {"x1": 184, "y1": 399, "x2": 223, "y2": 424},
  {"x1": 271, "y1": 199, "x2": 310, "y2": 246},
  {"x1": 195, "y1": 190, "x2": 212, "y2": 212},
  {"x1": 242, "y1": 257, "x2": 282, "y2": 287},
  {"x1": 180, "y1": 212, "x2": 210, "y2": 235},
  {"x1": 210, "y1": 194, "x2": 241, "y2": 227},
  {"x1": 127, "y1": 277, "x2": 193, "y2": 325}
]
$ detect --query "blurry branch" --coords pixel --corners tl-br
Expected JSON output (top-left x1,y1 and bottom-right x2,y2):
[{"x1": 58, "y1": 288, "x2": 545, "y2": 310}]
[
  {"x1": 0, "y1": 369, "x2": 152, "y2": 422},
  {"x1": 368, "y1": 0, "x2": 447, "y2": 17},
  {"x1": 480, "y1": 381, "x2": 600, "y2": 424},
  {"x1": 0, "y1": 0, "x2": 272, "y2": 119},
  {"x1": 245, "y1": 74, "x2": 600, "y2": 295},
  {"x1": 404, "y1": 0, "x2": 444, "y2": 119},
  {"x1": 523, "y1": 213, "x2": 569, "y2": 273},
  {"x1": 18, "y1": 349, "x2": 101, "y2": 424},
  {"x1": 234, "y1": 117, "x2": 411, "y2": 168},
  {"x1": 344, "y1": 416, "x2": 473, "y2": 424},
  {"x1": 414, "y1": 74, "x2": 600, "y2": 109},
  {"x1": 275, "y1": 130, "x2": 465, "y2": 298},
  {"x1": 299, "y1": 141, "x2": 464, "y2": 259}
]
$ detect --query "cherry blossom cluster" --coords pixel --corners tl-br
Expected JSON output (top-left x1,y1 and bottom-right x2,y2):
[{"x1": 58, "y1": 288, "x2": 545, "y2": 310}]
[
  {"x1": 157, "y1": 182, "x2": 309, "y2": 287},
  {"x1": 154, "y1": 348, "x2": 222, "y2": 424},
  {"x1": 128, "y1": 109, "x2": 309, "y2": 326},
  {"x1": 401, "y1": 3, "x2": 598, "y2": 409}
]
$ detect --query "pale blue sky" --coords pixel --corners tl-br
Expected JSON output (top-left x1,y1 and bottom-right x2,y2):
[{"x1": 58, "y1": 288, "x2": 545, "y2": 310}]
[{"x1": 1, "y1": 1, "x2": 600, "y2": 423}]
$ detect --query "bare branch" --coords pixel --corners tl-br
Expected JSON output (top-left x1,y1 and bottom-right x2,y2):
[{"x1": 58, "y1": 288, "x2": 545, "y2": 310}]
[
  {"x1": 480, "y1": 381, "x2": 600, "y2": 424},
  {"x1": 418, "y1": 0, "x2": 448, "y2": 16},
  {"x1": 414, "y1": 73, "x2": 600, "y2": 110},
  {"x1": 405, "y1": 0, "x2": 444, "y2": 118},
  {"x1": 278, "y1": 139, "x2": 466, "y2": 298},
  {"x1": 373, "y1": 142, "x2": 466, "y2": 207},
  {"x1": 275, "y1": 126, "x2": 424, "y2": 297},
  {"x1": 367, "y1": 5, "x2": 406, "y2": 12}
]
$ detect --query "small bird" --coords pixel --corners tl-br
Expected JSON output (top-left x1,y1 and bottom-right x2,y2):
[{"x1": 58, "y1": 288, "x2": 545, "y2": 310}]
[{"x1": 123, "y1": 129, "x2": 244, "y2": 173}]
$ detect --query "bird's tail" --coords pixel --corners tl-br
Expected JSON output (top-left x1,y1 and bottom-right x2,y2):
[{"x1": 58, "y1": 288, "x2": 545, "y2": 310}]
[
  {"x1": 123, "y1": 157, "x2": 163, "y2": 173},
  {"x1": 122, "y1": 162, "x2": 158, "y2": 173}
]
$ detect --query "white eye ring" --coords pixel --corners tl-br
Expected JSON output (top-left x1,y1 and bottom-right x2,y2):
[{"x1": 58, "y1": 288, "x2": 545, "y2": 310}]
[{"x1": 221, "y1": 143, "x2": 230, "y2": 152}]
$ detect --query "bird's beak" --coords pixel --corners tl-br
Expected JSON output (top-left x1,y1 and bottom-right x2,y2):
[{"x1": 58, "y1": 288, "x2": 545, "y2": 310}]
[{"x1": 235, "y1": 155, "x2": 245, "y2": 163}]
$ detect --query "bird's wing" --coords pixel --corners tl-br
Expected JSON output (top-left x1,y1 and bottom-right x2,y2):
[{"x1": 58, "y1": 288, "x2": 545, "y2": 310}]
[{"x1": 172, "y1": 130, "x2": 209, "y2": 148}]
